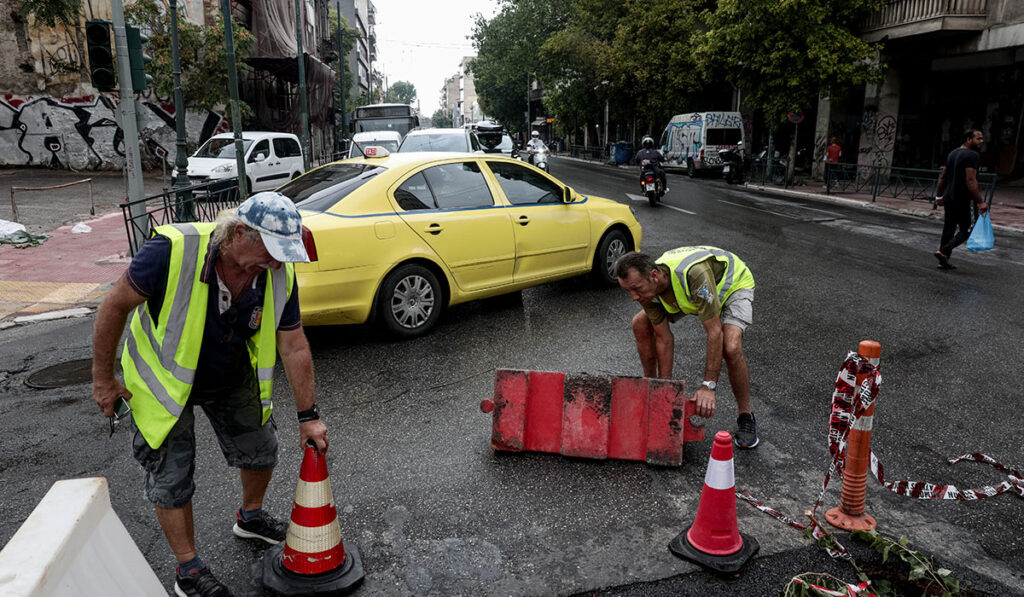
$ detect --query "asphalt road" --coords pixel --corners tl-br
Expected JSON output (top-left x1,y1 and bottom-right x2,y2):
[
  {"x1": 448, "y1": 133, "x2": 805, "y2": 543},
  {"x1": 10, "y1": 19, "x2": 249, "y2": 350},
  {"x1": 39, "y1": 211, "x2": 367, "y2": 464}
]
[{"x1": 2, "y1": 157, "x2": 1023, "y2": 596}]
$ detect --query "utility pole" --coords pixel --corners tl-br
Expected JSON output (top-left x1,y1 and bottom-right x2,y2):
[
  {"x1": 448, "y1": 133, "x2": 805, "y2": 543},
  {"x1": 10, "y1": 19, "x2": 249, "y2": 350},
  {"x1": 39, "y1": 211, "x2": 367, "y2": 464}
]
[
  {"x1": 220, "y1": 0, "x2": 248, "y2": 198},
  {"x1": 295, "y1": 0, "x2": 312, "y2": 171},
  {"x1": 169, "y1": 0, "x2": 193, "y2": 221},
  {"x1": 336, "y1": 2, "x2": 347, "y2": 157},
  {"x1": 525, "y1": 74, "x2": 530, "y2": 141},
  {"x1": 110, "y1": 0, "x2": 147, "y2": 251}
]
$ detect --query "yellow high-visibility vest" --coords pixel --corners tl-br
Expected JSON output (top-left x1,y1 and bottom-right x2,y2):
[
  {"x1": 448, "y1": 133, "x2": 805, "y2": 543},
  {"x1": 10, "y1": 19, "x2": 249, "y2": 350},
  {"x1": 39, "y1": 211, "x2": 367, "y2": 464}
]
[
  {"x1": 121, "y1": 223, "x2": 295, "y2": 449},
  {"x1": 655, "y1": 246, "x2": 754, "y2": 316}
]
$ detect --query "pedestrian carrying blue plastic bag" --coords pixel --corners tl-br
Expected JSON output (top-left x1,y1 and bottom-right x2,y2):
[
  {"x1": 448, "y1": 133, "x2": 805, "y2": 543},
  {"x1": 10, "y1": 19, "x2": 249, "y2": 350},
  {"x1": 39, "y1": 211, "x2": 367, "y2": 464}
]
[{"x1": 966, "y1": 212, "x2": 994, "y2": 251}]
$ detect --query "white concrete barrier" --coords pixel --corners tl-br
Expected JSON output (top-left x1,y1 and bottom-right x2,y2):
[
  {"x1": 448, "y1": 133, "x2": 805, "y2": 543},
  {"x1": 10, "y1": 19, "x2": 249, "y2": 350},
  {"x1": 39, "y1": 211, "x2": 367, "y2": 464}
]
[{"x1": 0, "y1": 477, "x2": 164, "y2": 596}]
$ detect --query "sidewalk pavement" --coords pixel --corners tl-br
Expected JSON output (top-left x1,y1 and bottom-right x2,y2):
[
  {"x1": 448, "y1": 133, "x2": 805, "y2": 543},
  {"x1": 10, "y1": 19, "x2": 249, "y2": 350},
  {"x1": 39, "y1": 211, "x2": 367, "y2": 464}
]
[{"x1": 2, "y1": 162, "x2": 1023, "y2": 326}]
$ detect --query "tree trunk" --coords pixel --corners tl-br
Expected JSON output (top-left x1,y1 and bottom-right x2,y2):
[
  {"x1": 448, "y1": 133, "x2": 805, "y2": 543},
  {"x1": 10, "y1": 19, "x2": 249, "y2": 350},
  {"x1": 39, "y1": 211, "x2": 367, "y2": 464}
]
[
  {"x1": 787, "y1": 123, "x2": 798, "y2": 185},
  {"x1": 583, "y1": 123, "x2": 589, "y2": 149}
]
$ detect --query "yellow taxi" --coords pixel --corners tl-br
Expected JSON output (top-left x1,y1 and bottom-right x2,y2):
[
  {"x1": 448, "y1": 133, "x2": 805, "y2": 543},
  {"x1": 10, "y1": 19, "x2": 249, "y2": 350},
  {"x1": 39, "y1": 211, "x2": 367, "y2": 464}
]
[{"x1": 278, "y1": 149, "x2": 642, "y2": 337}]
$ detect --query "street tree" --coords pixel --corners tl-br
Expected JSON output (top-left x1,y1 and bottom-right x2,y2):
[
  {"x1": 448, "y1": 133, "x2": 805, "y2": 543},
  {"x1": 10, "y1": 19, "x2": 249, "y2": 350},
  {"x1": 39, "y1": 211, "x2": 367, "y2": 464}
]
[
  {"x1": 470, "y1": 0, "x2": 571, "y2": 136},
  {"x1": 607, "y1": 0, "x2": 702, "y2": 142},
  {"x1": 328, "y1": 7, "x2": 360, "y2": 125},
  {"x1": 694, "y1": 0, "x2": 884, "y2": 179},
  {"x1": 125, "y1": 0, "x2": 255, "y2": 116},
  {"x1": 431, "y1": 108, "x2": 453, "y2": 128},
  {"x1": 387, "y1": 80, "x2": 417, "y2": 105}
]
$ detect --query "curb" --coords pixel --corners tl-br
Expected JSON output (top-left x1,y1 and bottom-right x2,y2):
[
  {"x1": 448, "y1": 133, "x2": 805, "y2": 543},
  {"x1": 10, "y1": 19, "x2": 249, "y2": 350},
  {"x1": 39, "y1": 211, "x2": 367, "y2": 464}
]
[{"x1": 742, "y1": 183, "x2": 1024, "y2": 236}]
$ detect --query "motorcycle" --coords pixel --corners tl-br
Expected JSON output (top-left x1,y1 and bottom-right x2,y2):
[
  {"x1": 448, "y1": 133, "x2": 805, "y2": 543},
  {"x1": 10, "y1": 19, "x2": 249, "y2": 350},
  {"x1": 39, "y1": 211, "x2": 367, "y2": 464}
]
[
  {"x1": 527, "y1": 144, "x2": 550, "y2": 172},
  {"x1": 639, "y1": 159, "x2": 665, "y2": 207},
  {"x1": 718, "y1": 142, "x2": 744, "y2": 185}
]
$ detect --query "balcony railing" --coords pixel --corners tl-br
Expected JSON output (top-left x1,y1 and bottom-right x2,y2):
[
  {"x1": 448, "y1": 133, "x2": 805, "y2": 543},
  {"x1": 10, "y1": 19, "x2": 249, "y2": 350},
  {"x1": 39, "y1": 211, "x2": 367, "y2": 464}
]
[{"x1": 862, "y1": 0, "x2": 988, "y2": 41}]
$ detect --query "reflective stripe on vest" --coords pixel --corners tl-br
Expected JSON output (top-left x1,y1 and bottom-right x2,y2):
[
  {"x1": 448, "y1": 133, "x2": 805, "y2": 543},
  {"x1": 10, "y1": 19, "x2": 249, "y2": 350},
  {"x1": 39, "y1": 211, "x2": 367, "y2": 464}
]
[
  {"x1": 123, "y1": 223, "x2": 295, "y2": 448},
  {"x1": 655, "y1": 246, "x2": 754, "y2": 316}
]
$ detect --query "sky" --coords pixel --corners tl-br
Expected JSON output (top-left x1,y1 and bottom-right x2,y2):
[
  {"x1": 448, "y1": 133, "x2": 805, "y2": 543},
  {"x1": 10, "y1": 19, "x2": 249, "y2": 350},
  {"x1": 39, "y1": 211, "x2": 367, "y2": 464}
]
[{"x1": 370, "y1": 0, "x2": 502, "y2": 116}]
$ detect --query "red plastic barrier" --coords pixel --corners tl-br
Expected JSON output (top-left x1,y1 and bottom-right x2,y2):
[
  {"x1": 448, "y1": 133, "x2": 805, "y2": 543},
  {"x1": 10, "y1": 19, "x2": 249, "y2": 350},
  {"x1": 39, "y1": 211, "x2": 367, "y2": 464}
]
[{"x1": 480, "y1": 369, "x2": 705, "y2": 466}]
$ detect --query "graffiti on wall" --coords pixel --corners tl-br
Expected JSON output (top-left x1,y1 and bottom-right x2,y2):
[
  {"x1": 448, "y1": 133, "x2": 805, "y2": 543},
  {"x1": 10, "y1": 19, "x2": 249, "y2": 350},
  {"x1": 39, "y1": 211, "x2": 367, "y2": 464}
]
[
  {"x1": 0, "y1": 94, "x2": 227, "y2": 170},
  {"x1": 664, "y1": 118, "x2": 703, "y2": 165}
]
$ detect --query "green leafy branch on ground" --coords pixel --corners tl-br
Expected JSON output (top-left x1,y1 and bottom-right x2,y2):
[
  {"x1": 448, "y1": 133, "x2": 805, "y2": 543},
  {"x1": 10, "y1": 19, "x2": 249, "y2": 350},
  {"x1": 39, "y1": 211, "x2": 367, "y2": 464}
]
[{"x1": 784, "y1": 518, "x2": 971, "y2": 596}]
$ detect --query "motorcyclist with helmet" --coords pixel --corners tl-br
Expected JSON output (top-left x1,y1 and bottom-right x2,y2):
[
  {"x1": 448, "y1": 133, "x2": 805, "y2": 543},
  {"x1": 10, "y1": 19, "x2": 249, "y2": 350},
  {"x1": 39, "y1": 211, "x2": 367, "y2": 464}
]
[
  {"x1": 635, "y1": 135, "x2": 668, "y2": 193},
  {"x1": 525, "y1": 130, "x2": 548, "y2": 166}
]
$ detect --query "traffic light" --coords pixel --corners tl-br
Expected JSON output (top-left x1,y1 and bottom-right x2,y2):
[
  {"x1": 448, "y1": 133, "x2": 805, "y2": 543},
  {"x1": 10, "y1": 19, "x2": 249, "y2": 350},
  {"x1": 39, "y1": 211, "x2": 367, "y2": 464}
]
[
  {"x1": 85, "y1": 20, "x2": 115, "y2": 91},
  {"x1": 125, "y1": 25, "x2": 153, "y2": 93}
]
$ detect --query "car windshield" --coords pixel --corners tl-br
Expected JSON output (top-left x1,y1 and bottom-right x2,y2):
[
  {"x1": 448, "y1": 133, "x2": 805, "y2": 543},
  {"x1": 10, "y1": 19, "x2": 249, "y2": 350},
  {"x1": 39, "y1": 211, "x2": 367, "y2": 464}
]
[
  {"x1": 193, "y1": 138, "x2": 252, "y2": 159},
  {"x1": 349, "y1": 140, "x2": 400, "y2": 157},
  {"x1": 277, "y1": 164, "x2": 384, "y2": 212},
  {"x1": 705, "y1": 128, "x2": 742, "y2": 146},
  {"x1": 399, "y1": 133, "x2": 468, "y2": 152}
]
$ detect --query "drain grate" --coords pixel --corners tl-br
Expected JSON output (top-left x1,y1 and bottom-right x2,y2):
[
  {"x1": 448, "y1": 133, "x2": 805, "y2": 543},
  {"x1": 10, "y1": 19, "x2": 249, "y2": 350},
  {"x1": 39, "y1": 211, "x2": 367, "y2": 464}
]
[{"x1": 25, "y1": 358, "x2": 95, "y2": 389}]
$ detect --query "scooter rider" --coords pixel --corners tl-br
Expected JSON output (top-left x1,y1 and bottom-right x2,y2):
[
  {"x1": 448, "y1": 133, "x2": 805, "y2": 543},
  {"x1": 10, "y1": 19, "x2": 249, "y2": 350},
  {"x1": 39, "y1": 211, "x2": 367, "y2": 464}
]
[
  {"x1": 635, "y1": 136, "x2": 668, "y2": 193},
  {"x1": 526, "y1": 130, "x2": 547, "y2": 165}
]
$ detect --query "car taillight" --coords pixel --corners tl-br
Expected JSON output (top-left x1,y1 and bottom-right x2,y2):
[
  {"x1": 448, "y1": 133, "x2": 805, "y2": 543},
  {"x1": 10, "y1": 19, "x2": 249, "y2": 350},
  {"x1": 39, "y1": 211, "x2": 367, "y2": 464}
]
[
  {"x1": 301, "y1": 225, "x2": 318, "y2": 262},
  {"x1": 699, "y1": 149, "x2": 704, "y2": 159}
]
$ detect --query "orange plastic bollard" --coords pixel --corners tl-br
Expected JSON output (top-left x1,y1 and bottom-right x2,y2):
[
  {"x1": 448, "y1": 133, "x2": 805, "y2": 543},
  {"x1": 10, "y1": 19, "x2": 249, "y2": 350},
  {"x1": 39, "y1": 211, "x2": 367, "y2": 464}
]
[{"x1": 825, "y1": 340, "x2": 881, "y2": 531}]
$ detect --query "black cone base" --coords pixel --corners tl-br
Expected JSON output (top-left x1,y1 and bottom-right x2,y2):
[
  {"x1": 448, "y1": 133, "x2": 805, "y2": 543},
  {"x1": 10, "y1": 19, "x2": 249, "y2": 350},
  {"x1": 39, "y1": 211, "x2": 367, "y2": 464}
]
[
  {"x1": 668, "y1": 526, "x2": 759, "y2": 574},
  {"x1": 261, "y1": 542, "x2": 364, "y2": 596}
]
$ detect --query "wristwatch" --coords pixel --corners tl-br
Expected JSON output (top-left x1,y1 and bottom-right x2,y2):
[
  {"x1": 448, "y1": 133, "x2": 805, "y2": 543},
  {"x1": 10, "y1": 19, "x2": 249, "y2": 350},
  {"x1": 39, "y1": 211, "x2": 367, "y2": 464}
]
[
  {"x1": 297, "y1": 404, "x2": 320, "y2": 422},
  {"x1": 701, "y1": 380, "x2": 717, "y2": 391}
]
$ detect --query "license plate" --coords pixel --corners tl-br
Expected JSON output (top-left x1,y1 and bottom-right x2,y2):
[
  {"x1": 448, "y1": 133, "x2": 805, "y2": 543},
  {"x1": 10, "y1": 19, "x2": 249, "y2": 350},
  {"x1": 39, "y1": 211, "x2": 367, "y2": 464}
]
[
  {"x1": 645, "y1": 183, "x2": 655, "y2": 191},
  {"x1": 723, "y1": 165, "x2": 731, "y2": 173}
]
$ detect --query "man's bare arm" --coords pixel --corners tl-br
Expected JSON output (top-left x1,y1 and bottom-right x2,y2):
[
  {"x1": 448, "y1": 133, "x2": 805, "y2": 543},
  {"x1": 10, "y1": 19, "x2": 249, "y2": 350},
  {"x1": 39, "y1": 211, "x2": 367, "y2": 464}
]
[
  {"x1": 92, "y1": 275, "x2": 146, "y2": 416},
  {"x1": 965, "y1": 167, "x2": 988, "y2": 212},
  {"x1": 277, "y1": 326, "x2": 328, "y2": 453}
]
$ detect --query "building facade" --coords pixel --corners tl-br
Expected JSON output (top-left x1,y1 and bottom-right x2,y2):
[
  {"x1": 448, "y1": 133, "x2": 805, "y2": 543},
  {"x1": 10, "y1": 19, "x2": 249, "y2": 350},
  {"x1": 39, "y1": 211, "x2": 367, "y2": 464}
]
[
  {"x1": 813, "y1": 0, "x2": 1024, "y2": 182},
  {"x1": 0, "y1": 0, "x2": 340, "y2": 171}
]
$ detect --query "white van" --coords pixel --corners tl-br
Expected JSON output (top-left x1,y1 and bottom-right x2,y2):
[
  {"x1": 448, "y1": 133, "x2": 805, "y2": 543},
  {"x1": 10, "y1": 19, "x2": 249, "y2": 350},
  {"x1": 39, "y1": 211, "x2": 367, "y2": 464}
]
[
  {"x1": 659, "y1": 112, "x2": 744, "y2": 177},
  {"x1": 347, "y1": 131, "x2": 402, "y2": 158},
  {"x1": 187, "y1": 131, "x2": 305, "y2": 192}
]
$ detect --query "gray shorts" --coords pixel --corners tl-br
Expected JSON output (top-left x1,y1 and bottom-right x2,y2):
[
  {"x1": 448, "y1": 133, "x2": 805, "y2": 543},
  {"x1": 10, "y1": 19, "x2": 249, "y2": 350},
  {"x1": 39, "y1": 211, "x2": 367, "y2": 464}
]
[
  {"x1": 132, "y1": 378, "x2": 278, "y2": 509},
  {"x1": 720, "y1": 288, "x2": 754, "y2": 330}
]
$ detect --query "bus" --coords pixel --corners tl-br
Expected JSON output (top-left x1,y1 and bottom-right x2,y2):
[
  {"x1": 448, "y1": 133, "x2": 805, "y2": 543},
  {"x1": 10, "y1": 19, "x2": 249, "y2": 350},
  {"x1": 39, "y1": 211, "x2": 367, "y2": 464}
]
[{"x1": 352, "y1": 103, "x2": 419, "y2": 139}]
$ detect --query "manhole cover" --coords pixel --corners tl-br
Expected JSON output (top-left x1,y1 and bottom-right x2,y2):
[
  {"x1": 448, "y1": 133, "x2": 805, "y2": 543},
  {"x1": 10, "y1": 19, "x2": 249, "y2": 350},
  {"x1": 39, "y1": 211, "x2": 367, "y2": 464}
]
[{"x1": 25, "y1": 358, "x2": 95, "y2": 389}]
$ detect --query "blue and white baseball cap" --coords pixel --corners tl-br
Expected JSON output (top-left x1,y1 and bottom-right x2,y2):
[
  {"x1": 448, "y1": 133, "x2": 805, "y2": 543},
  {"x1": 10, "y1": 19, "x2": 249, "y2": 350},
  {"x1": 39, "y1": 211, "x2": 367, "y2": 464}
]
[{"x1": 236, "y1": 192, "x2": 310, "y2": 263}]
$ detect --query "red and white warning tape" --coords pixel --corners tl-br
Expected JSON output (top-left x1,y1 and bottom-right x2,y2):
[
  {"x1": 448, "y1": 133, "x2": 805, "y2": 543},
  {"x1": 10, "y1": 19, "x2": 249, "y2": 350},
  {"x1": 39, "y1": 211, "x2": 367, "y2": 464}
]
[
  {"x1": 789, "y1": 577, "x2": 877, "y2": 597},
  {"x1": 738, "y1": 351, "x2": 1024, "y2": 560}
]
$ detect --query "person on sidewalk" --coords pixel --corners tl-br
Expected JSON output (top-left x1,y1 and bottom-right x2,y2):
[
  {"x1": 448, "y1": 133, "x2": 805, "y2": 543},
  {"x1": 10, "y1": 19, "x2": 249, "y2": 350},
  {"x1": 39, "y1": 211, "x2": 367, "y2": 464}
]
[
  {"x1": 615, "y1": 248, "x2": 759, "y2": 448},
  {"x1": 91, "y1": 192, "x2": 328, "y2": 597},
  {"x1": 824, "y1": 137, "x2": 842, "y2": 188},
  {"x1": 934, "y1": 129, "x2": 989, "y2": 269}
]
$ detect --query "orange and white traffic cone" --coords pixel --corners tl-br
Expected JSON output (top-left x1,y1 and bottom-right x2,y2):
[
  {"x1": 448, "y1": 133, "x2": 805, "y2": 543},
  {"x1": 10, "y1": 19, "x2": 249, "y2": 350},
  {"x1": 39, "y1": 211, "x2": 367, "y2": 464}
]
[
  {"x1": 262, "y1": 442, "x2": 364, "y2": 595},
  {"x1": 826, "y1": 340, "x2": 881, "y2": 531},
  {"x1": 669, "y1": 431, "x2": 759, "y2": 573}
]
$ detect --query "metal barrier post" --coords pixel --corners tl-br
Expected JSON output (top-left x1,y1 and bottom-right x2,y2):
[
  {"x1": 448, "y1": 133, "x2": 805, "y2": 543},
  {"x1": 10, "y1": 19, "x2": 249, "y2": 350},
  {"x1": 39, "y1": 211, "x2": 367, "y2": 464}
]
[
  {"x1": 89, "y1": 179, "x2": 95, "y2": 216},
  {"x1": 9, "y1": 186, "x2": 18, "y2": 223}
]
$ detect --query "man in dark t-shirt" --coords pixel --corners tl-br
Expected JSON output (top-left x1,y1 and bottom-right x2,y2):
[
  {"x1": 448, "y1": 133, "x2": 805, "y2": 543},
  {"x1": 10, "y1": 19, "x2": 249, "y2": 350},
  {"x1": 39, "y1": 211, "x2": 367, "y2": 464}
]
[{"x1": 934, "y1": 129, "x2": 988, "y2": 269}]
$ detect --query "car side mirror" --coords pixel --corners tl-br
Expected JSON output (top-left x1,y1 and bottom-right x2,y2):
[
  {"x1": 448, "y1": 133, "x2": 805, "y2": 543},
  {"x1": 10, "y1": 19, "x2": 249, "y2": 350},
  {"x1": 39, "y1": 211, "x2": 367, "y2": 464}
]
[
  {"x1": 252, "y1": 152, "x2": 267, "y2": 163},
  {"x1": 563, "y1": 187, "x2": 573, "y2": 204}
]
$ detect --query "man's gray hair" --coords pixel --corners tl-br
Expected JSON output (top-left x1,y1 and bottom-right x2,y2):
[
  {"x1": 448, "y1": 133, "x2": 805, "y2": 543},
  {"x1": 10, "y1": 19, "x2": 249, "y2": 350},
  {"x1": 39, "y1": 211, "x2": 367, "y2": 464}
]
[
  {"x1": 212, "y1": 209, "x2": 258, "y2": 248},
  {"x1": 615, "y1": 251, "x2": 657, "y2": 279}
]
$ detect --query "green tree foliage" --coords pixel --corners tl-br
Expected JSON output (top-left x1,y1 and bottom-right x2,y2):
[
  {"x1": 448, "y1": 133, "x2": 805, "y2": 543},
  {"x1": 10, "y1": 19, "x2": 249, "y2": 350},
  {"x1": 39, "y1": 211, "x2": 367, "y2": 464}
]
[
  {"x1": 386, "y1": 80, "x2": 417, "y2": 105},
  {"x1": 470, "y1": 0, "x2": 571, "y2": 135},
  {"x1": 431, "y1": 108, "x2": 453, "y2": 128},
  {"x1": 124, "y1": 0, "x2": 255, "y2": 114},
  {"x1": 19, "y1": 0, "x2": 80, "y2": 29},
  {"x1": 328, "y1": 7, "x2": 360, "y2": 115},
  {"x1": 694, "y1": 0, "x2": 884, "y2": 126}
]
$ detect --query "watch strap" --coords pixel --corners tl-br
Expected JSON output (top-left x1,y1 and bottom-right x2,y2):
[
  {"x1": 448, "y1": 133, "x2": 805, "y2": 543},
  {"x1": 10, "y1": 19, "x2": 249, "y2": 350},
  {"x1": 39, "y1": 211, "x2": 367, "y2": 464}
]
[{"x1": 297, "y1": 405, "x2": 320, "y2": 422}]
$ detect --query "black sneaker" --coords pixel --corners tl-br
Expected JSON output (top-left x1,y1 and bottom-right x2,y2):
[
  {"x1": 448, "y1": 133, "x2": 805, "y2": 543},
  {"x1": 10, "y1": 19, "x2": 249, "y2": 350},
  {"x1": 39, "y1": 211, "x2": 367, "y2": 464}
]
[
  {"x1": 232, "y1": 508, "x2": 287, "y2": 544},
  {"x1": 174, "y1": 566, "x2": 233, "y2": 597},
  {"x1": 734, "y1": 413, "x2": 759, "y2": 449}
]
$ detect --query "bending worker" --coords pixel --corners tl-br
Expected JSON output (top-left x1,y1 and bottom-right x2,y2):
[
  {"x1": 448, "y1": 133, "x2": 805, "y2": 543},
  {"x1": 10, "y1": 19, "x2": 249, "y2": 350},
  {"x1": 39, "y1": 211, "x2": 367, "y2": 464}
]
[
  {"x1": 91, "y1": 192, "x2": 327, "y2": 597},
  {"x1": 616, "y1": 247, "x2": 759, "y2": 449}
]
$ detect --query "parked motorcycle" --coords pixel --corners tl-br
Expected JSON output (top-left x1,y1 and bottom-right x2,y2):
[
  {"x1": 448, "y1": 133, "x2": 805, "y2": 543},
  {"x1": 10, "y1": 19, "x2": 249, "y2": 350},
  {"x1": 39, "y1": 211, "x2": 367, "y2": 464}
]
[
  {"x1": 528, "y1": 145, "x2": 550, "y2": 172},
  {"x1": 639, "y1": 159, "x2": 665, "y2": 207},
  {"x1": 718, "y1": 142, "x2": 745, "y2": 185}
]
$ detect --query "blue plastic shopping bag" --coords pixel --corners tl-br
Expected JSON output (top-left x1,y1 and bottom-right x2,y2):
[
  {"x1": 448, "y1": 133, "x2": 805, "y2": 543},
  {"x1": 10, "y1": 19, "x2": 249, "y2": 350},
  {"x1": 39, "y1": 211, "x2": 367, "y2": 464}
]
[{"x1": 966, "y1": 212, "x2": 994, "y2": 251}]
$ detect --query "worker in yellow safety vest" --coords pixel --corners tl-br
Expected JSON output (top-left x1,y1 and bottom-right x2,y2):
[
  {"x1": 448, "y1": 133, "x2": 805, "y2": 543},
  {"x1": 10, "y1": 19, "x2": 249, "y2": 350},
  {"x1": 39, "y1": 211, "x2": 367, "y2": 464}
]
[
  {"x1": 92, "y1": 192, "x2": 326, "y2": 597},
  {"x1": 616, "y1": 247, "x2": 760, "y2": 449}
]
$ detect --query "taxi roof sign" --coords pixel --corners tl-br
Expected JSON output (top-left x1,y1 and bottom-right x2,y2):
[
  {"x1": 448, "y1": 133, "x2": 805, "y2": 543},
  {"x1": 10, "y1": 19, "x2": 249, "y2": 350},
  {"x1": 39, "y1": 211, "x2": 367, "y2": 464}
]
[{"x1": 364, "y1": 146, "x2": 390, "y2": 158}]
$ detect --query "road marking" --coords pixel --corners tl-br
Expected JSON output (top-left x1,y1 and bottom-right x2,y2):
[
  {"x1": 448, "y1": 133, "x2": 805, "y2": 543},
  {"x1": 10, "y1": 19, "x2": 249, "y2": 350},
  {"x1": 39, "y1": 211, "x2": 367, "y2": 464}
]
[
  {"x1": 718, "y1": 200, "x2": 800, "y2": 219},
  {"x1": 625, "y1": 193, "x2": 697, "y2": 214}
]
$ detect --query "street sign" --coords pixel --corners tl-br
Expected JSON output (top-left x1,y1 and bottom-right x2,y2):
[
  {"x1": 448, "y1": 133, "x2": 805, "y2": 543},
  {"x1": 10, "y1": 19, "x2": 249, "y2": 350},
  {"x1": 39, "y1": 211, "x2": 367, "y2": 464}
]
[{"x1": 787, "y1": 110, "x2": 804, "y2": 124}]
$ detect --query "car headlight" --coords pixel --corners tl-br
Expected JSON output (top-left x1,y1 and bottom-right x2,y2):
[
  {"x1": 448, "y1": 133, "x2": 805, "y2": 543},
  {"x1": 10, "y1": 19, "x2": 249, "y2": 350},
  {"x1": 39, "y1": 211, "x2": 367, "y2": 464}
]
[{"x1": 211, "y1": 163, "x2": 235, "y2": 173}]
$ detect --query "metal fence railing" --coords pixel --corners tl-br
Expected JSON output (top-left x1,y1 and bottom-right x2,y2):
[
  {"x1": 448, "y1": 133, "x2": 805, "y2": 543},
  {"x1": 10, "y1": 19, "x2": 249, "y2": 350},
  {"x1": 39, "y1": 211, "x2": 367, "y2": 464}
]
[
  {"x1": 120, "y1": 178, "x2": 242, "y2": 257},
  {"x1": 821, "y1": 163, "x2": 997, "y2": 206},
  {"x1": 567, "y1": 144, "x2": 607, "y2": 161}
]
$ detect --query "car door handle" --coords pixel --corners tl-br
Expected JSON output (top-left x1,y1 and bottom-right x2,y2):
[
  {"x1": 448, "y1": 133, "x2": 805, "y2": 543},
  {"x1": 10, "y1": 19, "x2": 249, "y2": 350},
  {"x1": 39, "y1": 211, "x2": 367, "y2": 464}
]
[
  {"x1": 517, "y1": 215, "x2": 530, "y2": 226},
  {"x1": 424, "y1": 223, "x2": 443, "y2": 235}
]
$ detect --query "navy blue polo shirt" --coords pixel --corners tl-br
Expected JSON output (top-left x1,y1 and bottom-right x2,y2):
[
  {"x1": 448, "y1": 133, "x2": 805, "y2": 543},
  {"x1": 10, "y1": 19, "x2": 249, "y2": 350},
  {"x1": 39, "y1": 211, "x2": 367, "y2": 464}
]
[{"x1": 126, "y1": 234, "x2": 302, "y2": 392}]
